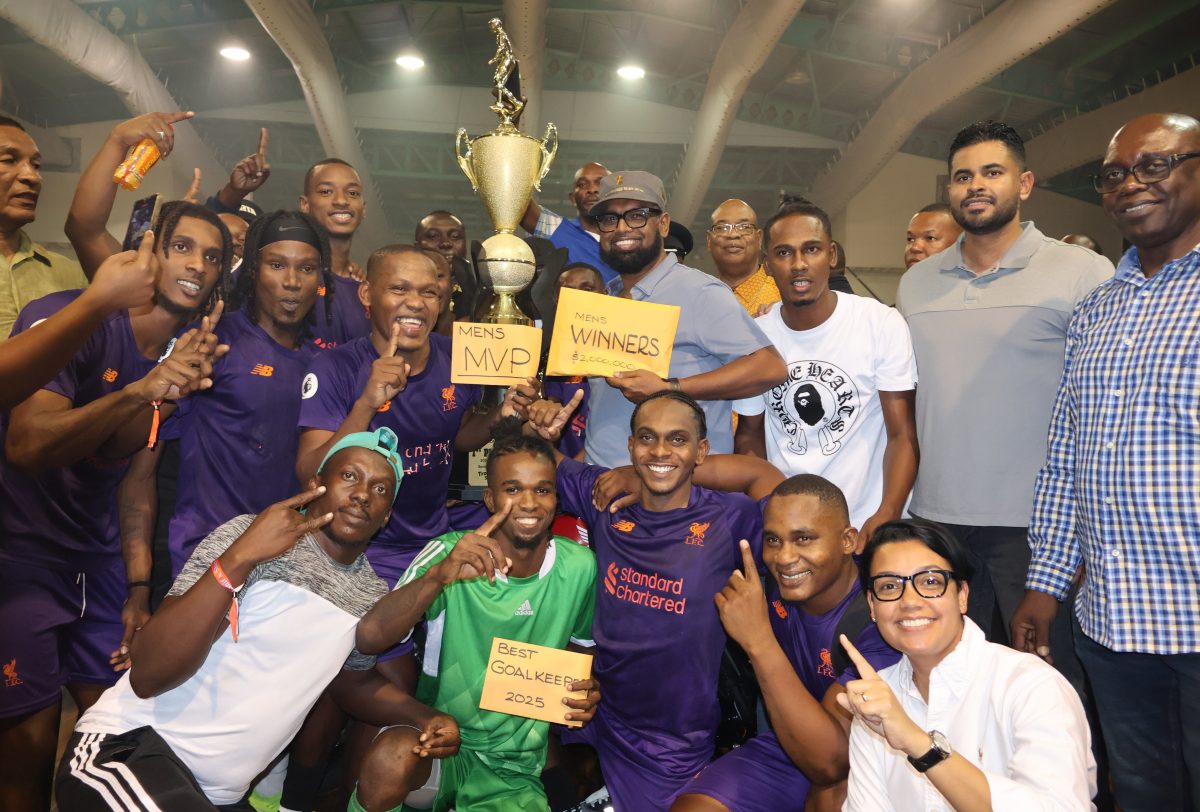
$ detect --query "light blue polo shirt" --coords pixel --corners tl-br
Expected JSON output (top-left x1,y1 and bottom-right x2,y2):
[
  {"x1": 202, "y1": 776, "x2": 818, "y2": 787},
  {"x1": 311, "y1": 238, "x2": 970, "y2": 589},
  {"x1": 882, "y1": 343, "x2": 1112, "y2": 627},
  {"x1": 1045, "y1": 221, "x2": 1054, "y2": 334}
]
[{"x1": 583, "y1": 253, "x2": 773, "y2": 468}]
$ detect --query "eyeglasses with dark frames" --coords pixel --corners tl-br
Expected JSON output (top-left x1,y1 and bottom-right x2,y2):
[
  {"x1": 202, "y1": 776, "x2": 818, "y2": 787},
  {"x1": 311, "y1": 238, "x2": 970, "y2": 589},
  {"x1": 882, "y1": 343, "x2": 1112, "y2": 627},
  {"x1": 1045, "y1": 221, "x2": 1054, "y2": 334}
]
[
  {"x1": 868, "y1": 569, "x2": 957, "y2": 601},
  {"x1": 1091, "y1": 152, "x2": 1200, "y2": 194},
  {"x1": 592, "y1": 207, "x2": 662, "y2": 233}
]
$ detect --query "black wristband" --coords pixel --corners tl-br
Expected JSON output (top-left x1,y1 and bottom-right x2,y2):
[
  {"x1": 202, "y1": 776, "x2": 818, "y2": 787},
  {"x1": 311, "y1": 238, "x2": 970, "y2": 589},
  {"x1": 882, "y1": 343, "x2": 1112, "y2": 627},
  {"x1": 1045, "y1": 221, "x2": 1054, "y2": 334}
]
[
  {"x1": 668, "y1": 377, "x2": 682, "y2": 392},
  {"x1": 126, "y1": 580, "x2": 152, "y2": 592}
]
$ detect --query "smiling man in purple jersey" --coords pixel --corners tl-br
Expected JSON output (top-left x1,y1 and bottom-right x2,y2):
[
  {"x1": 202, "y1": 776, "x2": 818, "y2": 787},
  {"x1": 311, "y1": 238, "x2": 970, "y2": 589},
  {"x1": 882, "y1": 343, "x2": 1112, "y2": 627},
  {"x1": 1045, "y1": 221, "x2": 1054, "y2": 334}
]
[
  {"x1": 528, "y1": 389, "x2": 782, "y2": 810},
  {"x1": 672, "y1": 475, "x2": 900, "y2": 812},
  {"x1": 118, "y1": 210, "x2": 334, "y2": 583},
  {"x1": 300, "y1": 158, "x2": 372, "y2": 349},
  {"x1": 0, "y1": 198, "x2": 231, "y2": 810}
]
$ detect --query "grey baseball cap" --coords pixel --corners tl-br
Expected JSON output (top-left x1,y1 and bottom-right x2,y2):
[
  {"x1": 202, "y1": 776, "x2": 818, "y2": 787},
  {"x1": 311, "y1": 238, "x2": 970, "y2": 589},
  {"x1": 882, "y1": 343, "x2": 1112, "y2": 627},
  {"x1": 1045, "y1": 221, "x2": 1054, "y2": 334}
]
[{"x1": 588, "y1": 170, "x2": 667, "y2": 215}]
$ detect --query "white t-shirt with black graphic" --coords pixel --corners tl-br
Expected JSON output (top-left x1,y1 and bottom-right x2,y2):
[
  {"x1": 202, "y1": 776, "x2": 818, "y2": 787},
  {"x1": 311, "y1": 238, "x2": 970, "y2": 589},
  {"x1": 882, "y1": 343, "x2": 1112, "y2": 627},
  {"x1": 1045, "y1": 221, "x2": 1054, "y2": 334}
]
[
  {"x1": 734, "y1": 294, "x2": 917, "y2": 528},
  {"x1": 77, "y1": 515, "x2": 387, "y2": 806}
]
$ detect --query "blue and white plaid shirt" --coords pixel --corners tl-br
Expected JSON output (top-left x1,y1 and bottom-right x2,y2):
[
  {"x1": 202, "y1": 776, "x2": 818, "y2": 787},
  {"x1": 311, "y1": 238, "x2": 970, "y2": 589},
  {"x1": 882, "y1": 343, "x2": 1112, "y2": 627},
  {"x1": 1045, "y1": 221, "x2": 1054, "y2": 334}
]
[{"x1": 1027, "y1": 244, "x2": 1200, "y2": 655}]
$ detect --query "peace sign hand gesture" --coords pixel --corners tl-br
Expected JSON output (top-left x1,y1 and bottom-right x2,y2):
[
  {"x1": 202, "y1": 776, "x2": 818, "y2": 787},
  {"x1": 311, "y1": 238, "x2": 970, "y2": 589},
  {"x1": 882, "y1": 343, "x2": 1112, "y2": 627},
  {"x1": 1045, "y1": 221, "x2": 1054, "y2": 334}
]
[
  {"x1": 836, "y1": 634, "x2": 930, "y2": 757},
  {"x1": 226, "y1": 485, "x2": 334, "y2": 573}
]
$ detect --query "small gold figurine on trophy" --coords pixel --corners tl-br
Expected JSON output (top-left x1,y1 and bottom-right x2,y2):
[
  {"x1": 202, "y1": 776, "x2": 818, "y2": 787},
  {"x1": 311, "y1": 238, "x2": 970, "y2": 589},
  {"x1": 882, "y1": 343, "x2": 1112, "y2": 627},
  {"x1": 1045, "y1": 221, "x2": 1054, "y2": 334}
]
[{"x1": 455, "y1": 18, "x2": 557, "y2": 325}]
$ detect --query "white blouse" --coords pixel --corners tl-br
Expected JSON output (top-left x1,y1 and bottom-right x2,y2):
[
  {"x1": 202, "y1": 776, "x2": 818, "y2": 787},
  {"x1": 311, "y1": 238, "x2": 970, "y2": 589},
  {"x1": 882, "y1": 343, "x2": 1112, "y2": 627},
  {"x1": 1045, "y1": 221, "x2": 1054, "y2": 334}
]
[{"x1": 844, "y1": 618, "x2": 1096, "y2": 811}]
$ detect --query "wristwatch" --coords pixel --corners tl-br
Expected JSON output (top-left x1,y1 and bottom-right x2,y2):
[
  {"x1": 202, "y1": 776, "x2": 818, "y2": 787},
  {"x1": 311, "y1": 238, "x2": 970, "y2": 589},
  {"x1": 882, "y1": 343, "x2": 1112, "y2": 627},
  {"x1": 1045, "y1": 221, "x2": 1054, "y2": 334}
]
[{"x1": 908, "y1": 730, "x2": 952, "y2": 773}]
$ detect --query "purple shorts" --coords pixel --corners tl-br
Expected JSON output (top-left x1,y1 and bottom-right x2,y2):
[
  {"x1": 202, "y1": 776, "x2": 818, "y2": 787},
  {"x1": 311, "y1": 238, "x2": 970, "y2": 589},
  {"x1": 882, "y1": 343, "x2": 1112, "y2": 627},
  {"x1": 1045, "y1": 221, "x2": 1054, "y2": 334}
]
[
  {"x1": 363, "y1": 547, "x2": 417, "y2": 662},
  {"x1": 678, "y1": 730, "x2": 812, "y2": 811},
  {"x1": 566, "y1": 710, "x2": 710, "y2": 811},
  {"x1": 0, "y1": 557, "x2": 126, "y2": 717}
]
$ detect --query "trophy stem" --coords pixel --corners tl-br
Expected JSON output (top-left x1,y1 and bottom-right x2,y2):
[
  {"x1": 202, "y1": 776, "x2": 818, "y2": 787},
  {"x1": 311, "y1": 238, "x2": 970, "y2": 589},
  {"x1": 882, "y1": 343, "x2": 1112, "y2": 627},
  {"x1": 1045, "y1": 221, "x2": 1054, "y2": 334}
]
[{"x1": 481, "y1": 292, "x2": 532, "y2": 326}]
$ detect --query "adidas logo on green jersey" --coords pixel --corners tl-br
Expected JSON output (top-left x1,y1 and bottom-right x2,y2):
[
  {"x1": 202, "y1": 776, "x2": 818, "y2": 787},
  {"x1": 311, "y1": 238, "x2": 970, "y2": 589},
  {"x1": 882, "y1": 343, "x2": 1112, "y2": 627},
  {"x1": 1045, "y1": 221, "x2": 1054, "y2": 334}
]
[{"x1": 515, "y1": 599, "x2": 534, "y2": 617}]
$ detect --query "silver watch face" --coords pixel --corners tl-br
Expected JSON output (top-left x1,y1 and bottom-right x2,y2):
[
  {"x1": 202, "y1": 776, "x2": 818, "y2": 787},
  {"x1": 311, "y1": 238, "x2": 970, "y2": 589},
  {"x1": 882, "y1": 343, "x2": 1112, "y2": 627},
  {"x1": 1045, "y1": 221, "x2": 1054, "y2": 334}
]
[{"x1": 930, "y1": 730, "x2": 952, "y2": 756}]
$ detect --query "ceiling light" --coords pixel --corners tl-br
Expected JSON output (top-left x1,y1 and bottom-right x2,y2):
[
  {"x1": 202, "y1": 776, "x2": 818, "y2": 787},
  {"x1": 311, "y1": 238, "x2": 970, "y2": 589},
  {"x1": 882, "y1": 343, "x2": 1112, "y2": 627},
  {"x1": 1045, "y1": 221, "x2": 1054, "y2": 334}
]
[
  {"x1": 395, "y1": 54, "x2": 425, "y2": 70},
  {"x1": 219, "y1": 45, "x2": 251, "y2": 62},
  {"x1": 617, "y1": 65, "x2": 645, "y2": 80}
]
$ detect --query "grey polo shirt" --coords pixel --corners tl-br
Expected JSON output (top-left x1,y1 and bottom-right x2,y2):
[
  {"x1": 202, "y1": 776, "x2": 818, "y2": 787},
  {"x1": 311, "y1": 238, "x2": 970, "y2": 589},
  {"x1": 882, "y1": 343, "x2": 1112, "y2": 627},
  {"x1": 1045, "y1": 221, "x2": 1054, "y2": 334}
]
[
  {"x1": 896, "y1": 222, "x2": 1112, "y2": 526},
  {"x1": 584, "y1": 253, "x2": 774, "y2": 468}
]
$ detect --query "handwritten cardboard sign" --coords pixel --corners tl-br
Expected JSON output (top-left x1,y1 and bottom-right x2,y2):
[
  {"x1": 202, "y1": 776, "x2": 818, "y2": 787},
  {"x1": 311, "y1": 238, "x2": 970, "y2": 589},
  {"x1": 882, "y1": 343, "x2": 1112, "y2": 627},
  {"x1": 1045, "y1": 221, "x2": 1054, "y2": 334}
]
[
  {"x1": 478, "y1": 637, "x2": 593, "y2": 728},
  {"x1": 451, "y1": 322, "x2": 542, "y2": 385},
  {"x1": 546, "y1": 288, "x2": 679, "y2": 379}
]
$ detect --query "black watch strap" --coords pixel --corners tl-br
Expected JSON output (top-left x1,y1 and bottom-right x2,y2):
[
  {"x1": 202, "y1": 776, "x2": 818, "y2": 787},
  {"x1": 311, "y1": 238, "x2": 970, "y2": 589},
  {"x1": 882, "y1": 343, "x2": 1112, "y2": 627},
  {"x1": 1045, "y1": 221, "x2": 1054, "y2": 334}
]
[{"x1": 907, "y1": 731, "x2": 951, "y2": 773}]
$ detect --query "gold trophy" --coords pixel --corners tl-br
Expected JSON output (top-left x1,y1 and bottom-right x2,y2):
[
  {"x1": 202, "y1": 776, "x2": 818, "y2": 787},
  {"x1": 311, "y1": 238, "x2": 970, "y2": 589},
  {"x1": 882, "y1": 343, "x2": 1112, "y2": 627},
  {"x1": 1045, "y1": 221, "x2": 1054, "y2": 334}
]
[{"x1": 455, "y1": 18, "x2": 557, "y2": 325}]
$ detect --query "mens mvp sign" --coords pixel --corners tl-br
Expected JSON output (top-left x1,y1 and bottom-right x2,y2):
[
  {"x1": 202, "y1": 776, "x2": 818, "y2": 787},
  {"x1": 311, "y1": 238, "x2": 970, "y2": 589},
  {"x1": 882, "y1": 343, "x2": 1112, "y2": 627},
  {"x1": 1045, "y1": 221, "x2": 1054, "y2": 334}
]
[{"x1": 450, "y1": 322, "x2": 542, "y2": 385}]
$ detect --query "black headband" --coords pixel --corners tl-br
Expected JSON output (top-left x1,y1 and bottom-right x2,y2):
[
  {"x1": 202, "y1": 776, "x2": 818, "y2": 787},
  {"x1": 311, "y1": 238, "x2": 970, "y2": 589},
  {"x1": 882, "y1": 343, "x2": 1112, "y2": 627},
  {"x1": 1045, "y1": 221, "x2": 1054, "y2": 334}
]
[{"x1": 259, "y1": 212, "x2": 322, "y2": 251}]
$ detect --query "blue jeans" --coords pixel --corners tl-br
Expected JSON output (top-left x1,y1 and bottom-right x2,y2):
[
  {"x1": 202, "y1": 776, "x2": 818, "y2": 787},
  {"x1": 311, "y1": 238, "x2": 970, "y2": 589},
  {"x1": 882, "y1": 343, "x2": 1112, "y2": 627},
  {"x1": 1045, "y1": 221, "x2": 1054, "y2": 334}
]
[{"x1": 1074, "y1": 618, "x2": 1200, "y2": 811}]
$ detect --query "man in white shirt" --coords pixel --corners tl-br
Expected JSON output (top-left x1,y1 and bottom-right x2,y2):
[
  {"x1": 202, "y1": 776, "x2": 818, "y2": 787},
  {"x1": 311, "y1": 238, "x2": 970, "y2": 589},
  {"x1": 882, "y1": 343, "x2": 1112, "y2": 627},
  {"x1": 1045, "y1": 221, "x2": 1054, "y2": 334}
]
[
  {"x1": 55, "y1": 429, "x2": 459, "y2": 810},
  {"x1": 735, "y1": 202, "x2": 918, "y2": 541}
]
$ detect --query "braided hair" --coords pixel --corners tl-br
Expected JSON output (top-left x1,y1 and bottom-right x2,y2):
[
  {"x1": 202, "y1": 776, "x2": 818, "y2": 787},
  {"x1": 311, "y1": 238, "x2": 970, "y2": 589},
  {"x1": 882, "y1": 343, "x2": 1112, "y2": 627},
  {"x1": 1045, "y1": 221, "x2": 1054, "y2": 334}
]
[
  {"x1": 229, "y1": 209, "x2": 334, "y2": 333},
  {"x1": 486, "y1": 416, "x2": 557, "y2": 481},
  {"x1": 152, "y1": 200, "x2": 233, "y2": 316}
]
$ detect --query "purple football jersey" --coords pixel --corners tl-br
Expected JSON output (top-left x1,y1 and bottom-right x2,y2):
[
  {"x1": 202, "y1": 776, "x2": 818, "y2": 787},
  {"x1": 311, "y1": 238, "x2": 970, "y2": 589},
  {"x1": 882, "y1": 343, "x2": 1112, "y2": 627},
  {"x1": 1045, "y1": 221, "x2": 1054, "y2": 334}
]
[
  {"x1": 542, "y1": 376, "x2": 589, "y2": 459},
  {"x1": 309, "y1": 274, "x2": 370, "y2": 350},
  {"x1": 680, "y1": 581, "x2": 900, "y2": 811},
  {"x1": 167, "y1": 309, "x2": 318, "y2": 575},
  {"x1": 767, "y1": 581, "x2": 899, "y2": 697},
  {"x1": 0, "y1": 291, "x2": 158, "y2": 570},
  {"x1": 297, "y1": 334, "x2": 481, "y2": 580},
  {"x1": 556, "y1": 459, "x2": 764, "y2": 806}
]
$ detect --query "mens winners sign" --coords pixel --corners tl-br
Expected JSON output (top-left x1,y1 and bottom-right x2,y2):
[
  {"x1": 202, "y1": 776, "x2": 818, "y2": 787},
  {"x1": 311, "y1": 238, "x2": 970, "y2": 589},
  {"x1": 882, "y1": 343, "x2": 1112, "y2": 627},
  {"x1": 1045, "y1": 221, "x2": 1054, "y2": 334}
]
[
  {"x1": 547, "y1": 288, "x2": 679, "y2": 379},
  {"x1": 451, "y1": 322, "x2": 542, "y2": 385},
  {"x1": 478, "y1": 638, "x2": 593, "y2": 727}
]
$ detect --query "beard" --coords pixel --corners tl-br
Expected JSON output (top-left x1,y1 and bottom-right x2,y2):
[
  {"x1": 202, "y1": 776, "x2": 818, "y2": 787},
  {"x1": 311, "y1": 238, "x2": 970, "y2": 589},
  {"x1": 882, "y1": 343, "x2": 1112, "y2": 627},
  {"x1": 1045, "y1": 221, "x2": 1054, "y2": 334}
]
[
  {"x1": 508, "y1": 528, "x2": 549, "y2": 552},
  {"x1": 952, "y1": 194, "x2": 1019, "y2": 236},
  {"x1": 154, "y1": 284, "x2": 204, "y2": 317},
  {"x1": 601, "y1": 230, "x2": 664, "y2": 275}
]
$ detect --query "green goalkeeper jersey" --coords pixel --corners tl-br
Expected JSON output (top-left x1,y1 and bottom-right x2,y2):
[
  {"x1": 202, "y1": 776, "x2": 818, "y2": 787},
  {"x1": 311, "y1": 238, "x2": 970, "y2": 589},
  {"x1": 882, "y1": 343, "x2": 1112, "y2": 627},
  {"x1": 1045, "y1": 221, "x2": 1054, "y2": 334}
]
[{"x1": 399, "y1": 532, "x2": 597, "y2": 776}]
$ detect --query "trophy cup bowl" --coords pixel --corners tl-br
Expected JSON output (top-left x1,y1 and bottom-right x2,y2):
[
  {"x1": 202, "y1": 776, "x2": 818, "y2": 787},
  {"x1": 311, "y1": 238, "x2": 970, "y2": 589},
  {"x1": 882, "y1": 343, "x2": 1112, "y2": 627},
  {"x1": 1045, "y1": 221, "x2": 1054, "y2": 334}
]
[{"x1": 455, "y1": 122, "x2": 557, "y2": 324}]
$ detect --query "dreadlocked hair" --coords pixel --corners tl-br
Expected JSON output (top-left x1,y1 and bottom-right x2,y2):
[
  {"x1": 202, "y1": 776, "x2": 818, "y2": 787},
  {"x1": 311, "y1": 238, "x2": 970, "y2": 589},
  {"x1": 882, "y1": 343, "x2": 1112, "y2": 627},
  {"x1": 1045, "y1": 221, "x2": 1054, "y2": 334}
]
[
  {"x1": 229, "y1": 209, "x2": 334, "y2": 333},
  {"x1": 153, "y1": 200, "x2": 233, "y2": 316}
]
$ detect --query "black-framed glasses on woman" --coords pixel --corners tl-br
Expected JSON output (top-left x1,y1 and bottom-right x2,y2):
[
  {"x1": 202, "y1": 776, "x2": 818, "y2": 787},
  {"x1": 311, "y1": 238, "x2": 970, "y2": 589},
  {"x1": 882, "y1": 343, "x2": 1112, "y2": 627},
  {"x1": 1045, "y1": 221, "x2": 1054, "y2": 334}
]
[
  {"x1": 868, "y1": 569, "x2": 957, "y2": 601},
  {"x1": 1091, "y1": 152, "x2": 1200, "y2": 194},
  {"x1": 592, "y1": 207, "x2": 662, "y2": 233}
]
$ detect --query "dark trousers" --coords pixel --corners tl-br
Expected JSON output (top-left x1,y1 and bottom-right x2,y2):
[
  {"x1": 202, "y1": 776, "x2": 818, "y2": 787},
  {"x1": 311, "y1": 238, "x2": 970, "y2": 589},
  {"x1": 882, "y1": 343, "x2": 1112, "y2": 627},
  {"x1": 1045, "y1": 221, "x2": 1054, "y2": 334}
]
[
  {"x1": 1075, "y1": 621, "x2": 1200, "y2": 812},
  {"x1": 932, "y1": 521, "x2": 1083, "y2": 682}
]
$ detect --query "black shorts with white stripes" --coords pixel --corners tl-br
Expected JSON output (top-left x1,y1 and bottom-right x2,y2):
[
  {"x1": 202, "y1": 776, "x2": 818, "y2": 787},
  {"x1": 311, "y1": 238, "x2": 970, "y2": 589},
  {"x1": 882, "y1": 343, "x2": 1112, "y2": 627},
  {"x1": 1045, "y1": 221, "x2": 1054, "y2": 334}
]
[{"x1": 55, "y1": 727, "x2": 251, "y2": 811}]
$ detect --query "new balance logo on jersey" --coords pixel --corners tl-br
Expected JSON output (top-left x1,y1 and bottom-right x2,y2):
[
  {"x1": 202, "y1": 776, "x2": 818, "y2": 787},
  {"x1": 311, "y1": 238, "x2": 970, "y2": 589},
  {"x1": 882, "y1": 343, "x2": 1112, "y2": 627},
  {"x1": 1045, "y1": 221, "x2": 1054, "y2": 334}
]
[
  {"x1": 102, "y1": 368, "x2": 118, "y2": 383},
  {"x1": 514, "y1": 599, "x2": 534, "y2": 617},
  {"x1": 250, "y1": 363, "x2": 274, "y2": 377}
]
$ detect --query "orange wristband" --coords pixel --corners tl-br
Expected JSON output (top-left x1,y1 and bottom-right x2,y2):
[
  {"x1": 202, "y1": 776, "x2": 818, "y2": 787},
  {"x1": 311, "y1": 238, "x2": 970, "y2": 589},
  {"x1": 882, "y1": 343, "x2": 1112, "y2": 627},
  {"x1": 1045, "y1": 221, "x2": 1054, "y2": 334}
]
[
  {"x1": 147, "y1": 400, "x2": 162, "y2": 449},
  {"x1": 210, "y1": 558, "x2": 242, "y2": 642}
]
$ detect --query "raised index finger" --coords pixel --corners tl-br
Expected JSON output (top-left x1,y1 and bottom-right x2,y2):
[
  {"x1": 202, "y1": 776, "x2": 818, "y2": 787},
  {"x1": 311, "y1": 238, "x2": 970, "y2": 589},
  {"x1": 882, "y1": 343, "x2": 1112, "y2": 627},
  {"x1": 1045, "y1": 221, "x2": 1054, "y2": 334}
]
[
  {"x1": 475, "y1": 501, "x2": 512, "y2": 537},
  {"x1": 206, "y1": 299, "x2": 225, "y2": 332},
  {"x1": 257, "y1": 127, "x2": 269, "y2": 158},
  {"x1": 737, "y1": 539, "x2": 758, "y2": 581},
  {"x1": 838, "y1": 633, "x2": 879, "y2": 680},
  {"x1": 167, "y1": 110, "x2": 195, "y2": 125},
  {"x1": 388, "y1": 321, "x2": 401, "y2": 356}
]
